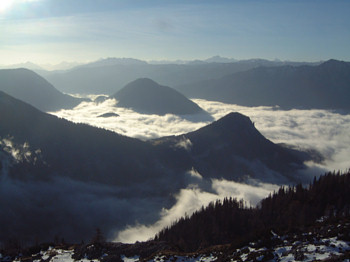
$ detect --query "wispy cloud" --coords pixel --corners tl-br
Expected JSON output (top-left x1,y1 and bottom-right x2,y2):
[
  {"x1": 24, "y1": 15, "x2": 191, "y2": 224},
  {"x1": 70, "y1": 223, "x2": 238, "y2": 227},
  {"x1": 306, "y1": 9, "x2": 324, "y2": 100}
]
[{"x1": 115, "y1": 178, "x2": 279, "y2": 243}]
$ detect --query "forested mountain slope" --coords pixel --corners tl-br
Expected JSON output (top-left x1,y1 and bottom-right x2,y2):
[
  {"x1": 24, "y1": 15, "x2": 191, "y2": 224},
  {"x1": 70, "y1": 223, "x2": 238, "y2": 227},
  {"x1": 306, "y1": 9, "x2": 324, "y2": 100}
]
[{"x1": 155, "y1": 171, "x2": 350, "y2": 252}]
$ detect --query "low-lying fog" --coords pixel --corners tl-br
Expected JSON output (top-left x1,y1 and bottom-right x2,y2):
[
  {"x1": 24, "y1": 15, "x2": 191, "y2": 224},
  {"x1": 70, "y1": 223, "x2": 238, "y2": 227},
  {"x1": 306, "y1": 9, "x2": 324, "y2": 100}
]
[
  {"x1": 51, "y1": 97, "x2": 350, "y2": 172},
  {"x1": 48, "y1": 97, "x2": 350, "y2": 243}
]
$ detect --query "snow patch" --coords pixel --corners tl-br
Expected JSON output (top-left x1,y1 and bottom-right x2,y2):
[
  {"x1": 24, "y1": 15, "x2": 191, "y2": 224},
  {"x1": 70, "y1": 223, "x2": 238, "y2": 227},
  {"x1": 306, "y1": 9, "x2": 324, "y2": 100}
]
[
  {"x1": 175, "y1": 136, "x2": 193, "y2": 151},
  {"x1": 187, "y1": 168, "x2": 203, "y2": 180}
]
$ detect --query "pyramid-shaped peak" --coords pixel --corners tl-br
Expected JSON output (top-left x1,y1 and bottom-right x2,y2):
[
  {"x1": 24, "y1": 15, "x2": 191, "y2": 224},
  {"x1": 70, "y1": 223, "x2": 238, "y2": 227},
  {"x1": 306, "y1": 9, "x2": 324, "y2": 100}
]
[
  {"x1": 206, "y1": 112, "x2": 254, "y2": 131},
  {"x1": 113, "y1": 78, "x2": 205, "y2": 115},
  {"x1": 124, "y1": 78, "x2": 161, "y2": 88},
  {"x1": 185, "y1": 112, "x2": 260, "y2": 144}
]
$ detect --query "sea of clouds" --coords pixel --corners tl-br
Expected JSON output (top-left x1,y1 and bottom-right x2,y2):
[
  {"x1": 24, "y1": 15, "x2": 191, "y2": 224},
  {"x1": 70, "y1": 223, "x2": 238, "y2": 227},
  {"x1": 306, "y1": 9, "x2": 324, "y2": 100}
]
[
  {"x1": 49, "y1": 97, "x2": 350, "y2": 243},
  {"x1": 50, "y1": 97, "x2": 350, "y2": 171}
]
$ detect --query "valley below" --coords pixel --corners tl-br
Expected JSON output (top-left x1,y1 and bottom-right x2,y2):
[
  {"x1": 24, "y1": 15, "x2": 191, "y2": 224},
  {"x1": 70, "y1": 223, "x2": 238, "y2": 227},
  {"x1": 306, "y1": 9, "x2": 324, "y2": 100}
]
[{"x1": 1, "y1": 60, "x2": 350, "y2": 262}]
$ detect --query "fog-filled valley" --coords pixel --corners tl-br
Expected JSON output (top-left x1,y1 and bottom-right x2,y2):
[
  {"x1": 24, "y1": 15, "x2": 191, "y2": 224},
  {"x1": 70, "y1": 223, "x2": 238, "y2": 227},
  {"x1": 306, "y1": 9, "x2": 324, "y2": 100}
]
[
  {"x1": 48, "y1": 92, "x2": 350, "y2": 243},
  {"x1": 51, "y1": 95, "x2": 350, "y2": 173},
  {"x1": 2, "y1": 0, "x2": 350, "y2": 260},
  {"x1": 1, "y1": 58, "x2": 350, "y2": 257}
]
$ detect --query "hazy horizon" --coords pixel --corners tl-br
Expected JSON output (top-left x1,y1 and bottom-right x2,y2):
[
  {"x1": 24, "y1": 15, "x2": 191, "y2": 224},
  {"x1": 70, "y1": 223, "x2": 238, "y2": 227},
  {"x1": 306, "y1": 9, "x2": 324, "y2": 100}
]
[
  {"x1": 0, "y1": 55, "x2": 332, "y2": 72},
  {"x1": 1, "y1": 0, "x2": 349, "y2": 65}
]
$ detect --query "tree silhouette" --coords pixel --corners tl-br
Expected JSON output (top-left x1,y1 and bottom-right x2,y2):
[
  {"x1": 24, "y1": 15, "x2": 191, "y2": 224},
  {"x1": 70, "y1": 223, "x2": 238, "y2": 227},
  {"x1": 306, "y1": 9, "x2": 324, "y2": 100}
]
[{"x1": 155, "y1": 171, "x2": 350, "y2": 252}]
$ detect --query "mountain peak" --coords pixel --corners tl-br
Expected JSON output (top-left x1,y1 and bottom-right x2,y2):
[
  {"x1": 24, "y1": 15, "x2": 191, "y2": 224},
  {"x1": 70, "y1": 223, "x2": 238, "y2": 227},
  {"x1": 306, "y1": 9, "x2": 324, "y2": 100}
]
[
  {"x1": 320, "y1": 59, "x2": 349, "y2": 68},
  {"x1": 188, "y1": 112, "x2": 256, "y2": 139},
  {"x1": 126, "y1": 78, "x2": 160, "y2": 88},
  {"x1": 80, "y1": 57, "x2": 148, "y2": 68},
  {"x1": 210, "y1": 112, "x2": 252, "y2": 128},
  {"x1": 204, "y1": 56, "x2": 237, "y2": 63},
  {"x1": 167, "y1": 111, "x2": 309, "y2": 182},
  {"x1": 113, "y1": 78, "x2": 205, "y2": 115}
]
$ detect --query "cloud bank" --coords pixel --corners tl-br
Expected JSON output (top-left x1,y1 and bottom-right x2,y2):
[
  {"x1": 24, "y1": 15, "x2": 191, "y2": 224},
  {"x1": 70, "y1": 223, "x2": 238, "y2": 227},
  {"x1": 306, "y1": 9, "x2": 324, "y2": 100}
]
[
  {"x1": 51, "y1": 98, "x2": 350, "y2": 172},
  {"x1": 50, "y1": 97, "x2": 209, "y2": 140},
  {"x1": 48, "y1": 98, "x2": 350, "y2": 243}
]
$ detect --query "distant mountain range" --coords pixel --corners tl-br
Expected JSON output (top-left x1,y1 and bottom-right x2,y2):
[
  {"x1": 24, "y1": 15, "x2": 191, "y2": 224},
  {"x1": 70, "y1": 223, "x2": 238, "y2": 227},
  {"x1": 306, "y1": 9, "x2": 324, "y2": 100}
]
[
  {"x1": 176, "y1": 59, "x2": 350, "y2": 110},
  {"x1": 113, "y1": 78, "x2": 206, "y2": 116},
  {"x1": 0, "y1": 68, "x2": 84, "y2": 112},
  {"x1": 5, "y1": 58, "x2": 347, "y2": 113},
  {"x1": 78, "y1": 57, "x2": 148, "y2": 68},
  {"x1": 0, "y1": 61, "x2": 82, "y2": 71},
  {"x1": 39, "y1": 58, "x2": 315, "y2": 95},
  {"x1": 35, "y1": 58, "x2": 350, "y2": 110}
]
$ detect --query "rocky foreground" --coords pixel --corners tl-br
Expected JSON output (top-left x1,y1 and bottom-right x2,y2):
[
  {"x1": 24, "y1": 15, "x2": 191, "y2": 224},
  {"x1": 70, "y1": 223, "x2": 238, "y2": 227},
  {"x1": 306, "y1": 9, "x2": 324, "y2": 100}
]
[{"x1": 1, "y1": 216, "x2": 350, "y2": 262}]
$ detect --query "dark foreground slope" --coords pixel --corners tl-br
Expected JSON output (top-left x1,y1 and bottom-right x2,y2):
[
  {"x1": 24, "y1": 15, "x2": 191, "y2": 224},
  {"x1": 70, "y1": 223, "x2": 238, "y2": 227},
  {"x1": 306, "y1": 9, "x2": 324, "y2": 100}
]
[
  {"x1": 0, "y1": 90, "x2": 186, "y2": 243},
  {"x1": 0, "y1": 90, "x2": 176, "y2": 187},
  {"x1": 177, "y1": 59, "x2": 350, "y2": 110},
  {"x1": 113, "y1": 78, "x2": 205, "y2": 115},
  {"x1": 2, "y1": 173, "x2": 349, "y2": 262},
  {"x1": 0, "y1": 68, "x2": 83, "y2": 111},
  {"x1": 0, "y1": 91, "x2": 313, "y2": 245},
  {"x1": 155, "y1": 171, "x2": 350, "y2": 252}
]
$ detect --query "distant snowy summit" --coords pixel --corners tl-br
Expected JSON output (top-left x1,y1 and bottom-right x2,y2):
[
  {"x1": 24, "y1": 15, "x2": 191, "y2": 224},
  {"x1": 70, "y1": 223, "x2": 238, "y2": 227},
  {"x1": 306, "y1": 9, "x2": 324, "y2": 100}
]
[{"x1": 112, "y1": 78, "x2": 206, "y2": 116}]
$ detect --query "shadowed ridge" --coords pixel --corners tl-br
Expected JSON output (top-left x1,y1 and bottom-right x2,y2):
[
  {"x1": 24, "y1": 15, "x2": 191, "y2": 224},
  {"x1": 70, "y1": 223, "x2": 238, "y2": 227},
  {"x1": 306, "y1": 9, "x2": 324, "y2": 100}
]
[
  {"x1": 0, "y1": 90, "x2": 170, "y2": 187},
  {"x1": 0, "y1": 90, "x2": 189, "y2": 244},
  {"x1": 319, "y1": 59, "x2": 350, "y2": 68},
  {"x1": 187, "y1": 112, "x2": 311, "y2": 182},
  {"x1": 190, "y1": 112, "x2": 256, "y2": 136},
  {"x1": 186, "y1": 112, "x2": 267, "y2": 152},
  {"x1": 0, "y1": 68, "x2": 84, "y2": 112},
  {"x1": 113, "y1": 78, "x2": 206, "y2": 116},
  {"x1": 152, "y1": 112, "x2": 312, "y2": 183},
  {"x1": 177, "y1": 59, "x2": 350, "y2": 110}
]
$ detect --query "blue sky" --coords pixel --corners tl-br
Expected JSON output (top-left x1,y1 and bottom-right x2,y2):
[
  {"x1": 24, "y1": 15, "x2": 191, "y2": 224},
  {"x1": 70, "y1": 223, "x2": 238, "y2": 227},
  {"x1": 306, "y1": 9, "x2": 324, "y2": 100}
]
[{"x1": 1, "y1": 0, "x2": 349, "y2": 64}]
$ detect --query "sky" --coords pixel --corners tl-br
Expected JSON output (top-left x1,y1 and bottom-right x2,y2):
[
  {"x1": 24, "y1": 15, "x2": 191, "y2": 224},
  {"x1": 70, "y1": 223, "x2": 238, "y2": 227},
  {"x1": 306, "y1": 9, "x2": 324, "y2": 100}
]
[{"x1": 1, "y1": 0, "x2": 350, "y2": 65}]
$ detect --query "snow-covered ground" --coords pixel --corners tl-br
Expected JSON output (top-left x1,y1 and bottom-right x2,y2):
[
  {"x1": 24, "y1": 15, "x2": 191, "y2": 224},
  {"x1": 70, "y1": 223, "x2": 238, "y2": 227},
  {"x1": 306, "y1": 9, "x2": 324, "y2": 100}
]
[
  {"x1": 148, "y1": 236, "x2": 350, "y2": 262},
  {"x1": 3, "y1": 220, "x2": 350, "y2": 262},
  {"x1": 5, "y1": 236, "x2": 349, "y2": 262}
]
